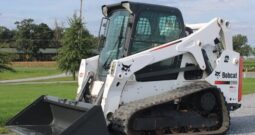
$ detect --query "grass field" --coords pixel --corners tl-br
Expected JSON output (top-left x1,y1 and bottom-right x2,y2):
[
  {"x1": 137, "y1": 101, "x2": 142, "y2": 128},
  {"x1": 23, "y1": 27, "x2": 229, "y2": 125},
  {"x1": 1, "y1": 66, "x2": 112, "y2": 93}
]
[
  {"x1": 0, "y1": 62, "x2": 61, "y2": 80},
  {"x1": 0, "y1": 83, "x2": 77, "y2": 133},
  {"x1": 0, "y1": 79, "x2": 254, "y2": 130},
  {"x1": 244, "y1": 59, "x2": 255, "y2": 72},
  {"x1": 243, "y1": 78, "x2": 255, "y2": 94},
  {"x1": 244, "y1": 60, "x2": 255, "y2": 66}
]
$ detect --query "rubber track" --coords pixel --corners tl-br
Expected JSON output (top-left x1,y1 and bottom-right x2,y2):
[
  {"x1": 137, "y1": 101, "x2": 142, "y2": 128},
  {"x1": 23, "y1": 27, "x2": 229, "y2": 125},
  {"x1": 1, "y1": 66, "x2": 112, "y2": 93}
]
[{"x1": 111, "y1": 81, "x2": 230, "y2": 135}]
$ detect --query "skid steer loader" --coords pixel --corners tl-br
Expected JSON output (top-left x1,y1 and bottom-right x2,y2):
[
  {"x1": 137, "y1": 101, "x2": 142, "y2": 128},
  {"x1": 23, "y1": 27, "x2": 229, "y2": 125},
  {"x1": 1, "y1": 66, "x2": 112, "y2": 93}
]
[{"x1": 6, "y1": 1, "x2": 243, "y2": 135}]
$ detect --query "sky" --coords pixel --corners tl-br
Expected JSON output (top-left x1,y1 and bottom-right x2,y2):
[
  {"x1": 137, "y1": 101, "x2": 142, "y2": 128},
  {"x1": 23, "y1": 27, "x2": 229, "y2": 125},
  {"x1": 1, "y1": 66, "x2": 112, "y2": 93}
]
[{"x1": 0, "y1": 0, "x2": 254, "y2": 46}]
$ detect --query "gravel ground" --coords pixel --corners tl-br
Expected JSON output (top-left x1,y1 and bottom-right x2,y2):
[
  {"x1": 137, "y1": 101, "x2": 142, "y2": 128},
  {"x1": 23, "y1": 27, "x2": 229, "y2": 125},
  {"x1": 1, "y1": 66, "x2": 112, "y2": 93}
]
[{"x1": 228, "y1": 94, "x2": 255, "y2": 135}]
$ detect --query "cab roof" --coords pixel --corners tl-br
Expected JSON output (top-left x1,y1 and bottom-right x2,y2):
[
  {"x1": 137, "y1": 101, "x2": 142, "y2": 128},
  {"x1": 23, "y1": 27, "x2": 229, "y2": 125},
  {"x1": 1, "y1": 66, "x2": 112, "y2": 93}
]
[{"x1": 102, "y1": 1, "x2": 182, "y2": 17}]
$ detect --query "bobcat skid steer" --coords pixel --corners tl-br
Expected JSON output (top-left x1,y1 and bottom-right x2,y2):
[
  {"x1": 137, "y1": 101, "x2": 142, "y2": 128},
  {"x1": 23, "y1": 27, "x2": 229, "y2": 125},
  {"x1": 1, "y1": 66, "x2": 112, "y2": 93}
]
[{"x1": 6, "y1": 1, "x2": 243, "y2": 135}]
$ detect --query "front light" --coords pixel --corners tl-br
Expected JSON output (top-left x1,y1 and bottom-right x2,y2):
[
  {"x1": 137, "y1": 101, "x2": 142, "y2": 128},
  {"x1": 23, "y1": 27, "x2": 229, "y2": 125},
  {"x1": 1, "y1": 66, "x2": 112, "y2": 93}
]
[{"x1": 110, "y1": 61, "x2": 116, "y2": 75}]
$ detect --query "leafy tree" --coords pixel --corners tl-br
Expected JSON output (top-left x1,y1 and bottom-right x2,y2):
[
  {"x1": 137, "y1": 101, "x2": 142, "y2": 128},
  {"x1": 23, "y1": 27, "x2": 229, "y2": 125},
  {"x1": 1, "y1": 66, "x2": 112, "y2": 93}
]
[
  {"x1": 33, "y1": 23, "x2": 53, "y2": 48},
  {"x1": 252, "y1": 48, "x2": 255, "y2": 55},
  {"x1": 0, "y1": 26, "x2": 14, "y2": 42},
  {"x1": 57, "y1": 14, "x2": 95, "y2": 80},
  {"x1": 0, "y1": 45, "x2": 14, "y2": 72},
  {"x1": 32, "y1": 23, "x2": 53, "y2": 60},
  {"x1": 15, "y1": 19, "x2": 53, "y2": 61},
  {"x1": 0, "y1": 26, "x2": 15, "y2": 47},
  {"x1": 15, "y1": 19, "x2": 36, "y2": 60},
  {"x1": 233, "y1": 34, "x2": 252, "y2": 56},
  {"x1": 52, "y1": 20, "x2": 64, "y2": 48}
]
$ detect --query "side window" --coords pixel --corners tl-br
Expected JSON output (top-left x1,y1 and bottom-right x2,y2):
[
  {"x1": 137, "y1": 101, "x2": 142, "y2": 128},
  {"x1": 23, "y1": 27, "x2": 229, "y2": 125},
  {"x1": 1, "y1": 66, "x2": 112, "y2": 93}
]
[
  {"x1": 135, "y1": 55, "x2": 183, "y2": 82},
  {"x1": 131, "y1": 11, "x2": 184, "y2": 82},
  {"x1": 159, "y1": 16, "x2": 181, "y2": 42},
  {"x1": 130, "y1": 17, "x2": 152, "y2": 55},
  {"x1": 136, "y1": 18, "x2": 151, "y2": 35},
  {"x1": 129, "y1": 11, "x2": 183, "y2": 55},
  {"x1": 184, "y1": 63, "x2": 203, "y2": 80}
]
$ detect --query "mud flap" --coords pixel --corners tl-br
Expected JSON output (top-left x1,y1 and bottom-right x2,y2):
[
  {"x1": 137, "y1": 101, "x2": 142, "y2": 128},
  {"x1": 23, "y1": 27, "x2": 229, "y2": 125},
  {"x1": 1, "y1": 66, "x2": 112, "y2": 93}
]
[{"x1": 6, "y1": 96, "x2": 110, "y2": 135}]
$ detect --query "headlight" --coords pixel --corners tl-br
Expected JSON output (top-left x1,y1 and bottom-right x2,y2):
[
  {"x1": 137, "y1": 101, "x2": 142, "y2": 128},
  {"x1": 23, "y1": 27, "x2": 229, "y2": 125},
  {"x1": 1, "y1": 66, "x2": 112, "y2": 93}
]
[{"x1": 110, "y1": 61, "x2": 116, "y2": 75}]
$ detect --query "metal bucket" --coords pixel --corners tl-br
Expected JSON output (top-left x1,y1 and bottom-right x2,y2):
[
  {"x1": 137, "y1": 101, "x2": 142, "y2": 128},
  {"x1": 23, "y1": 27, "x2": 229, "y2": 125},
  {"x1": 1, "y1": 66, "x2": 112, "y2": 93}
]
[{"x1": 6, "y1": 96, "x2": 109, "y2": 135}]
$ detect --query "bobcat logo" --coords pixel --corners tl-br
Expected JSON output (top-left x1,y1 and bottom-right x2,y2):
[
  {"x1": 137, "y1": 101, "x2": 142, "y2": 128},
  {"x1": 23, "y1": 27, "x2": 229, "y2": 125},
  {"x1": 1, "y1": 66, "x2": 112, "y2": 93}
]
[
  {"x1": 224, "y1": 55, "x2": 229, "y2": 63},
  {"x1": 215, "y1": 71, "x2": 221, "y2": 79},
  {"x1": 121, "y1": 64, "x2": 131, "y2": 72}
]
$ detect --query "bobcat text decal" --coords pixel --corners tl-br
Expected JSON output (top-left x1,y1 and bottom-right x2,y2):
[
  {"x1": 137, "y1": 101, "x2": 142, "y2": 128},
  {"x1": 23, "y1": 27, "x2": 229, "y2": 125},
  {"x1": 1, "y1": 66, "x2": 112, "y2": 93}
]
[
  {"x1": 222, "y1": 72, "x2": 237, "y2": 78},
  {"x1": 215, "y1": 71, "x2": 237, "y2": 79}
]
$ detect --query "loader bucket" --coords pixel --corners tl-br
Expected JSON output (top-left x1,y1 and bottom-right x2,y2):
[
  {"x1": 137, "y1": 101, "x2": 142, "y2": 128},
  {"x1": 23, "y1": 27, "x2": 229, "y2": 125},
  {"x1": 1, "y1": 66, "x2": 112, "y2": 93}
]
[{"x1": 6, "y1": 96, "x2": 109, "y2": 135}]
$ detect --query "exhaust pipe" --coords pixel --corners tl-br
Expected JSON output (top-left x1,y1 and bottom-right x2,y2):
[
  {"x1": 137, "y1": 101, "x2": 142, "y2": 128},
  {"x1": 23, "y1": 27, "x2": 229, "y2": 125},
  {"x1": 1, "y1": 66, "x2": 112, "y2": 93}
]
[{"x1": 6, "y1": 96, "x2": 109, "y2": 135}]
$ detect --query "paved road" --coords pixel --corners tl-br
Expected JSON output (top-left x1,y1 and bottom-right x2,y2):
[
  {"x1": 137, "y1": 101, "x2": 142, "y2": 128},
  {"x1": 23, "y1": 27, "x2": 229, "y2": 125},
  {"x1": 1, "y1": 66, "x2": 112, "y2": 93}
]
[
  {"x1": 0, "y1": 73, "x2": 71, "y2": 84},
  {"x1": 243, "y1": 72, "x2": 255, "y2": 78},
  {"x1": 228, "y1": 94, "x2": 255, "y2": 135}
]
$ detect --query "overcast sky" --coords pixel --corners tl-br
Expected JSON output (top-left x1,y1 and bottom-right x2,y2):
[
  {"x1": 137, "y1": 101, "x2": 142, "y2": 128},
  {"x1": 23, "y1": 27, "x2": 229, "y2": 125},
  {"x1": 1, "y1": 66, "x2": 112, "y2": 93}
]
[{"x1": 0, "y1": 0, "x2": 254, "y2": 46}]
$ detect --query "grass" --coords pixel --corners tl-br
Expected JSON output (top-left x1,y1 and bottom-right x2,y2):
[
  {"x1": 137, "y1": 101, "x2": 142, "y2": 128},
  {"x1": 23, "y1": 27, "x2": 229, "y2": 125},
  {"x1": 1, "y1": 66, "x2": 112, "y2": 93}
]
[
  {"x1": 0, "y1": 75, "x2": 254, "y2": 134},
  {"x1": 0, "y1": 61, "x2": 61, "y2": 80},
  {"x1": 244, "y1": 60, "x2": 255, "y2": 72},
  {"x1": 244, "y1": 60, "x2": 255, "y2": 66},
  {"x1": 0, "y1": 83, "x2": 77, "y2": 132},
  {"x1": 0, "y1": 127, "x2": 9, "y2": 134},
  {"x1": 243, "y1": 78, "x2": 255, "y2": 94}
]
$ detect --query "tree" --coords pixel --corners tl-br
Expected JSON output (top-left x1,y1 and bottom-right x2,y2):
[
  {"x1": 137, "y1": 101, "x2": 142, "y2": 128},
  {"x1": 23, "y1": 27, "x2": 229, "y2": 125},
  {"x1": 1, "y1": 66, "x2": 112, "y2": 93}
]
[
  {"x1": 15, "y1": 19, "x2": 54, "y2": 61},
  {"x1": 33, "y1": 23, "x2": 53, "y2": 48},
  {"x1": 0, "y1": 26, "x2": 15, "y2": 47},
  {"x1": 0, "y1": 45, "x2": 14, "y2": 72},
  {"x1": 56, "y1": 14, "x2": 95, "y2": 80},
  {"x1": 32, "y1": 23, "x2": 53, "y2": 60},
  {"x1": 0, "y1": 26, "x2": 14, "y2": 42},
  {"x1": 15, "y1": 19, "x2": 36, "y2": 60},
  {"x1": 52, "y1": 20, "x2": 64, "y2": 48},
  {"x1": 233, "y1": 34, "x2": 252, "y2": 56},
  {"x1": 253, "y1": 48, "x2": 255, "y2": 55}
]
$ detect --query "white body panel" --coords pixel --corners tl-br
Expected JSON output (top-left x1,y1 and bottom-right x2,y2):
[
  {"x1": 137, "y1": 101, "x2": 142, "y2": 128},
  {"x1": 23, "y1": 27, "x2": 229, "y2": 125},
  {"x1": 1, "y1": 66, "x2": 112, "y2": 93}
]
[
  {"x1": 100, "y1": 18, "x2": 240, "y2": 116},
  {"x1": 186, "y1": 23, "x2": 207, "y2": 31},
  {"x1": 77, "y1": 55, "x2": 99, "y2": 95},
  {"x1": 76, "y1": 18, "x2": 241, "y2": 118},
  {"x1": 206, "y1": 50, "x2": 240, "y2": 103},
  {"x1": 90, "y1": 81, "x2": 104, "y2": 96}
]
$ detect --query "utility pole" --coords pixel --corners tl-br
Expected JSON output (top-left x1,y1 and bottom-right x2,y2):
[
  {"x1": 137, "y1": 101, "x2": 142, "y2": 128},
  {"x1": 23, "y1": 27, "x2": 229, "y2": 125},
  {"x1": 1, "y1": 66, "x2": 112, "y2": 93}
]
[
  {"x1": 79, "y1": 0, "x2": 83, "y2": 44},
  {"x1": 80, "y1": 0, "x2": 83, "y2": 21}
]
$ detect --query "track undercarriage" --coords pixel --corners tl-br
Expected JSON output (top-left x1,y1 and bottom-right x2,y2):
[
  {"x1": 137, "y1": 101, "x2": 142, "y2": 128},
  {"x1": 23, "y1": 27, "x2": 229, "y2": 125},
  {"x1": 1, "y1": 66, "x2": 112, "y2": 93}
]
[{"x1": 111, "y1": 82, "x2": 230, "y2": 135}]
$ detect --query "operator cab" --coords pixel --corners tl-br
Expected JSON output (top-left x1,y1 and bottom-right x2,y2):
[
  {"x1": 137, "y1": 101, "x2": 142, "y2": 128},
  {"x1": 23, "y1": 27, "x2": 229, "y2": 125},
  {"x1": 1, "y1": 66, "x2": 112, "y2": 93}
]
[{"x1": 98, "y1": 1, "x2": 185, "y2": 79}]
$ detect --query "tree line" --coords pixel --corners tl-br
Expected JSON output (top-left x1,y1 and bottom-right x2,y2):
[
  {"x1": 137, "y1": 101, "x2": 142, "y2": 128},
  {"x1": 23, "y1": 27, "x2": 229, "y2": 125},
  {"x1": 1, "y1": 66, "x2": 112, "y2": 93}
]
[
  {"x1": 0, "y1": 15, "x2": 254, "y2": 78},
  {"x1": 0, "y1": 14, "x2": 98, "y2": 79},
  {"x1": 0, "y1": 17, "x2": 97, "y2": 61},
  {"x1": 1, "y1": 19, "x2": 60, "y2": 61},
  {"x1": 233, "y1": 34, "x2": 255, "y2": 56}
]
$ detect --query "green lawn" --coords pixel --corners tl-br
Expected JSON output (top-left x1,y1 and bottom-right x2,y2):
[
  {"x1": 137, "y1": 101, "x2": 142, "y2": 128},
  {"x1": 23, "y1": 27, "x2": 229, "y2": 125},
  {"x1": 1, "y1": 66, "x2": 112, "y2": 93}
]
[
  {"x1": 0, "y1": 78, "x2": 254, "y2": 134},
  {"x1": 244, "y1": 60, "x2": 255, "y2": 72},
  {"x1": 0, "y1": 67, "x2": 61, "y2": 80},
  {"x1": 244, "y1": 60, "x2": 255, "y2": 66},
  {"x1": 0, "y1": 83, "x2": 77, "y2": 130},
  {"x1": 243, "y1": 78, "x2": 255, "y2": 94},
  {"x1": 0, "y1": 61, "x2": 62, "y2": 80}
]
